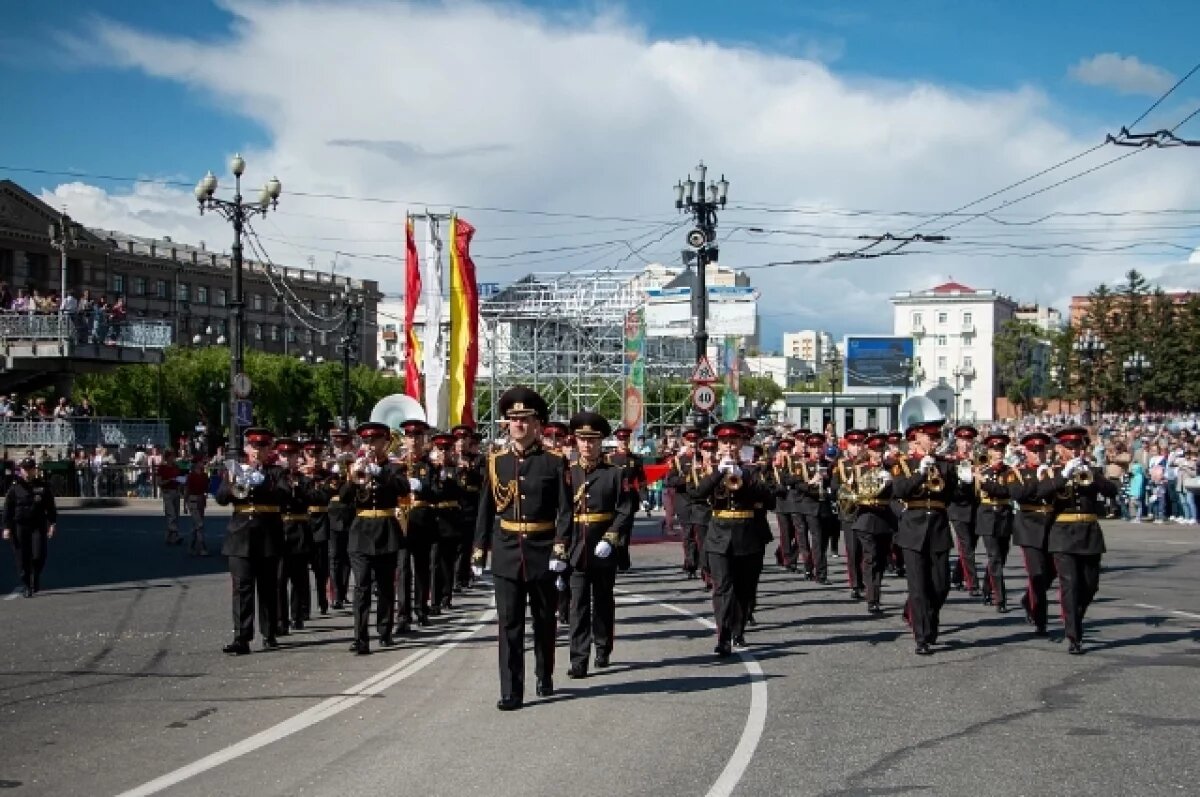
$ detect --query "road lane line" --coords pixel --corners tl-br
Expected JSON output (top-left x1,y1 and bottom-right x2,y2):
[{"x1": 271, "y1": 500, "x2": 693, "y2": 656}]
[
  {"x1": 114, "y1": 605, "x2": 496, "y2": 797},
  {"x1": 617, "y1": 590, "x2": 767, "y2": 797},
  {"x1": 1131, "y1": 602, "x2": 1200, "y2": 620}
]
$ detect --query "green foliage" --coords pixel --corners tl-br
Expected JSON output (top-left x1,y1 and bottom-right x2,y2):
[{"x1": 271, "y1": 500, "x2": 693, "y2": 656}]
[
  {"x1": 74, "y1": 346, "x2": 400, "y2": 439},
  {"x1": 993, "y1": 319, "x2": 1049, "y2": 415},
  {"x1": 741, "y1": 374, "x2": 784, "y2": 410}
]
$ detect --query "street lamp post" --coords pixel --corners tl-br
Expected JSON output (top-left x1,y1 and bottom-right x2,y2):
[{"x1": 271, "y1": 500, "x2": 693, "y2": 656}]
[
  {"x1": 334, "y1": 289, "x2": 364, "y2": 431},
  {"x1": 828, "y1": 345, "x2": 841, "y2": 437},
  {"x1": 49, "y1": 212, "x2": 80, "y2": 318},
  {"x1": 951, "y1": 364, "x2": 967, "y2": 423},
  {"x1": 1073, "y1": 330, "x2": 1106, "y2": 424},
  {"x1": 195, "y1": 154, "x2": 282, "y2": 461},
  {"x1": 674, "y1": 161, "x2": 728, "y2": 431},
  {"x1": 1123, "y1": 351, "x2": 1151, "y2": 410}
]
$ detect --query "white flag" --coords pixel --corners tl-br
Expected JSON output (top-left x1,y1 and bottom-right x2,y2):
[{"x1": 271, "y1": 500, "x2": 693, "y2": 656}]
[{"x1": 423, "y1": 216, "x2": 446, "y2": 428}]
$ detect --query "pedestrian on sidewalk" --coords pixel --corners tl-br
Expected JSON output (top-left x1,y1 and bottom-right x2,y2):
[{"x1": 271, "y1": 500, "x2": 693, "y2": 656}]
[
  {"x1": 184, "y1": 456, "x2": 210, "y2": 555},
  {"x1": 156, "y1": 448, "x2": 184, "y2": 544},
  {"x1": 3, "y1": 458, "x2": 57, "y2": 597}
]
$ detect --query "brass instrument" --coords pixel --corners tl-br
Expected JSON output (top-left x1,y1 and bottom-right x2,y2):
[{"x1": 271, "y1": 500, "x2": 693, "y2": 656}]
[
  {"x1": 838, "y1": 459, "x2": 889, "y2": 516},
  {"x1": 1072, "y1": 458, "x2": 1095, "y2": 487},
  {"x1": 227, "y1": 460, "x2": 253, "y2": 500},
  {"x1": 353, "y1": 456, "x2": 377, "y2": 502}
]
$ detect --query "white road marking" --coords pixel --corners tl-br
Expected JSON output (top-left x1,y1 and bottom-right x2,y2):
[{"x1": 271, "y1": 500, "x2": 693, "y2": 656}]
[
  {"x1": 1131, "y1": 602, "x2": 1200, "y2": 621},
  {"x1": 618, "y1": 590, "x2": 768, "y2": 797},
  {"x1": 4, "y1": 587, "x2": 22, "y2": 601},
  {"x1": 114, "y1": 606, "x2": 497, "y2": 797}
]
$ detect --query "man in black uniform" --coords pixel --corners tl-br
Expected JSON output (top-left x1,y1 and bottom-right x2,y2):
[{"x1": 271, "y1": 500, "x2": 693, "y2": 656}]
[
  {"x1": 796, "y1": 432, "x2": 836, "y2": 585},
  {"x1": 693, "y1": 437, "x2": 717, "y2": 589},
  {"x1": 274, "y1": 438, "x2": 315, "y2": 634},
  {"x1": 690, "y1": 422, "x2": 773, "y2": 656},
  {"x1": 667, "y1": 428, "x2": 701, "y2": 577},
  {"x1": 543, "y1": 421, "x2": 572, "y2": 623},
  {"x1": 608, "y1": 426, "x2": 645, "y2": 572},
  {"x1": 769, "y1": 437, "x2": 803, "y2": 572},
  {"x1": 473, "y1": 386, "x2": 573, "y2": 711},
  {"x1": 885, "y1": 431, "x2": 907, "y2": 578},
  {"x1": 3, "y1": 458, "x2": 57, "y2": 598},
  {"x1": 947, "y1": 425, "x2": 982, "y2": 595},
  {"x1": 327, "y1": 428, "x2": 356, "y2": 610},
  {"x1": 397, "y1": 419, "x2": 439, "y2": 627},
  {"x1": 852, "y1": 434, "x2": 895, "y2": 614},
  {"x1": 340, "y1": 422, "x2": 412, "y2": 654},
  {"x1": 215, "y1": 428, "x2": 287, "y2": 655},
  {"x1": 1009, "y1": 432, "x2": 1056, "y2": 636},
  {"x1": 429, "y1": 431, "x2": 464, "y2": 612},
  {"x1": 890, "y1": 418, "x2": 956, "y2": 655},
  {"x1": 973, "y1": 432, "x2": 1017, "y2": 613},
  {"x1": 831, "y1": 430, "x2": 868, "y2": 600},
  {"x1": 451, "y1": 425, "x2": 484, "y2": 591},
  {"x1": 565, "y1": 411, "x2": 634, "y2": 678},
  {"x1": 302, "y1": 438, "x2": 333, "y2": 616},
  {"x1": 1037, "y1": 426, "x2": 1117, "y2": 654}
]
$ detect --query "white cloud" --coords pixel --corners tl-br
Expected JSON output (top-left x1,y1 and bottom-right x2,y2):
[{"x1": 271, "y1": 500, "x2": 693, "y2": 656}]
[
  {"x1": 1068, "y1": 53, "x2": 1175, "y2": 96},
  {"x1": 46, "y1": 2, "x2": 1200, "y2": 347}
]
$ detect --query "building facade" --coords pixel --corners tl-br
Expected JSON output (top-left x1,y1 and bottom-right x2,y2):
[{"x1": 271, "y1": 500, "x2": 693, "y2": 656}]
[
  {"x1": 891, "y1": 280, "x2": 1017, "y2": 423},
  {"x1": 1013, "y1": 302, "x2": 1063, "y2": 331},
  {"x1": 0, "y1": 180, "x2": 379, "y2": 366}
]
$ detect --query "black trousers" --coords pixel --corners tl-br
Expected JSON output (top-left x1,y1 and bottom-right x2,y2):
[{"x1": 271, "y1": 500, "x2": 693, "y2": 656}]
[
  {"x1": 454, "y1": 523, "x2": 475, "y2": 588},
  {"x1": 493, "y1": 572, "x2": 558, "y2": 700},
  {"x1": 950, "y1": 520, "x2": 979, "y2": 590},
  {"x1": 707, "y1": 550, "x2": 761, "y2": 644},
  {"x1": 842, "y1": 521, "x2": 864, "y2": 590},
  {"x1": 432, "y1": 536, "x2": 459, "y2": 607},
  {"x1": 228, "y1": 554, "x2": 278, "y2": 643},
  {"x1": 10, "y1": 526, "x2": 48, "y2": 590},
  {"x1": 784, "y1": 513, "x2": 812, "y2": 574},
  {"x1": 901, "y1": 547, "x2": 950, "y2": 646},
  {"x1": 277, "y1": 552, "x2": 310, "y2": 628},
  {"x1": 569, "y1": 566, "x2": 617, "y2": 667},
  {"x1": 310, "y1": 542, "x2": 330, "y2": 612},
  {"x1": 399, "y1": 539, "x2": 432, "y2": 620},
  {"x1": 857, "y1": 531, "x2": 892, "y2": 605},
  {"x1": 803, "y1": 514, "x2": 834, "y2": 580},
  {"x1": 329, "y1": 531, "x2": 351, "y2": 604},
  {"x1": 890, "y1": 541, "x2": 906, "y2": 575},
  {"x1": 774, "y1": 513, "x2": 795, "y2": 567},
  {"x1": 350, "y1": 551, "x2": 397, "y2": 646},
  {"x1": 981, "y1": 535, "x2": 1011, "y2": 606},
  {"x1": 1054, "y1": 552, "x2": 1102, "y2": 643},
  {"x1": 1018, "y1": 546, "x2": 1057, "y2": 630},
  {"x1": 683, "y1": 523, "x2": 706, "y2": 574}
]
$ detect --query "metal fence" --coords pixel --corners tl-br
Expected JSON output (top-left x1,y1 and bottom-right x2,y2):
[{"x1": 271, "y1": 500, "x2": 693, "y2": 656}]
[
  {"x1": 0, "y1": 418, "x2": 169, "y2": 450},
  {"x1": 0, "y1": 312, "x2": 172, "y2": 349}
]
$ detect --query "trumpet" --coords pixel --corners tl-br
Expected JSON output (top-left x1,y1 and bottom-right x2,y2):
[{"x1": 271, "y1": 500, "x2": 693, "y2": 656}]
[
  {"x1": 352, "y1": 456, "x2": 379, "y2": 502},
  {"x1": 718, "y1": 457, "x2": 743, "y2": 492}
]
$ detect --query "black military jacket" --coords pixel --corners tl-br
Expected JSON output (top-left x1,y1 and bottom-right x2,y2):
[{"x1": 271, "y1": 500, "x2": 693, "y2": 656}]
[
  {"x1": 946, "y1": 454, "x2": 979, "y2": 525},
  {"x1": 4, "y1": 477, "x2": 57, "y2": 530},
  {"x1": 973, "y1": 464, "x2": 1017, "y2": 537},
  {"x1": 890, "y1": 455, "x2": 955, "y2": 553},
  {"x1": 216, "y1": 464, "x2": 287, "y2": 558},
  {"x1": 338, "y1": 461, "x2": 411, "y2": 556},
  {"x1": 402, "y1": 455, "x2": 444, "y2": 543},
  {"x1": 608, "y1": 450, "x2": 646, "y2": 530},
  {"x1": 566, "y1": 460, "x2": 634, "y2": 571},
  {"x1": 689, "y1": 465, "x2": 773, "y2": 557},
  {"x1": 278, "y1": 471, "x2": 316, "y2": 555},
  {"x1": 794, "y1": 458, "x2": 835, "y2": 518},
  {"x1": 665, "y1": 454, "x2": 696, "y2": 522},
  {"x1": 475, "y1": 442, "x2": 573, "y2": 581},
  {"x1": 1008, "y1": 466, "x2": 1055, "y2": 548},
  {"x1": 767, "y1": 456, "x2": 802, "y2": 514},
  {"x1": 1036, "y1": 466, "x2": 1116, "y2": 555},
  {"x1": 305, "y1": 468, "x2": 333, "y2": 544},
  {"x1": 456, "y1": 454, "x2": 485, "y2": 534},
  {"x1": 832, "y1": 459, "x2": 895, "y2": 535}
]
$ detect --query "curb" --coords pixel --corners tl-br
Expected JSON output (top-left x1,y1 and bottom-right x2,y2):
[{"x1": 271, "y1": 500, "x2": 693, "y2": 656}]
[{"x1": 57, "y1": 497, "x2": 129, "y2": 511}]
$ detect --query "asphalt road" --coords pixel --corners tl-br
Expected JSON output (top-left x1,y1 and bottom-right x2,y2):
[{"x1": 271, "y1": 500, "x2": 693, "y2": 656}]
[{"x1": 1, "y1": 505, "x2": 1197, "y2": 796}]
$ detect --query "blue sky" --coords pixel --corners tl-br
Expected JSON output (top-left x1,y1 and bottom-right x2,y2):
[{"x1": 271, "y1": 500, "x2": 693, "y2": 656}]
[{"x1": 3, "y1": 1, "x2": 1199, "y2": 347}]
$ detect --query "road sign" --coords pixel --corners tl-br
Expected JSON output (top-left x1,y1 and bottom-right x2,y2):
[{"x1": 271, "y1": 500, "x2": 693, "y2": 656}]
[
  {"x1": 235, "y1": 399, "x2": 253, "y2": 427},
  {"x1": 232, "y1": 373, "x2": 252, "y2": 399},
  {"x1": 690, "y1": 356, "x2": 719, "y2": 384},
  {"x1": 692, "y1": 384, "x2": 717, "y2": 412}
]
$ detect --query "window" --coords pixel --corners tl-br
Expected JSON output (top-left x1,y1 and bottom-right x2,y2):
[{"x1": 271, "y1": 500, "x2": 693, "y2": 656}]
[
  {"x1": 156, "y1": 280, "x2": 169, "y2": 299},
  {"x1": 936, "y1": 335, "x2": 947, "y2": 346},
  {"x1": 321, "y1": 331, "x2": 328, "y2": 345},
  {"x1": 963, "y1": 356, "x2": 973, "y2": 368},
  {"x1": 196, "y1": 285, "x2": 209, "y2": 305},
  {"x1": 132, "y1": 277, "x2": 146, "y2": 296},
  {"x1": 178, "y1": 282, "x2": 190, "y2": 302},
  {"x1": 963, "y1": 399, "x2": 973, "y2": 416},
  {"x1": 0, "y1": 249, "x2": 13, "y2": 281},
  {"x1": 303, "y1": 329, "x2": 313, "y2": 344},
  {"x1": 269, "y1": 324, "x2": 279, "y2": 341},
  {"x1": 111, "y1": 273, "x2": 126, "y2": 295},
  {"x1": 912, "y1": 312, "x2": 922, "y2": 327},
  {"x1": 254, "y1": 323, "x2": 263, "y2": 341},
  {"x1": 214, "y1": 288, "x2": 227, "y2": 307},
  {"x1": 252, "y1": 294, "x2": 264, "y2": 311},
  {"x1": 963, "y1": 311, "x2": 973, "y2": 324},
  {"x1": 937, "y1": 311, "x2": 948, "y2": 324},
  {"x1": 25, "y1": 252, "x2": 49, "y2": 282},
  {"x1": 287, "y1": 326, "x2": 296, "y2": 343},
  {"x1": 937, "y1": 356, "x2": 947, "y2": 369}
]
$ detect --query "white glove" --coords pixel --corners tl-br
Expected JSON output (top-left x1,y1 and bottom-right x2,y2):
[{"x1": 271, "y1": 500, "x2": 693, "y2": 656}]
[
  {"x1": 408, "y1": 477, "x2": 422, "y2": 492},
  {"x1": 331, "y1": 463, "x2": 341, "y2": 474},
  {"x1": 247, "y1": 470, "x2": 265, "y2": 486},
  {"x1": 1062, "y1": 458, "x2": 1082, "y2": 478},
  {"x1": 919, "y1": 456, "x2": 936, "y2": 473},
  {"x1": 471, "y1": 565, "x2": 484, "y2": 577},
  {"x1": 549, "y1": 558, "x2": 568, "y2": 573},
  {"x1": 594, "y1": 540, "x2": 613, "y2": 559},
  {"x1": 718, "y1": 457, "x2": 734, "y2": 474},
  {"x1": 959, "y1": 468, "x2": 974, "y2": 484},
  {"x1": 878, "y1": 470, "x2": 893, "y2": 484},
  {"x1": 366, "y1": 462, "x2": 382, "y2": 476},
  {"x1": 728, "y1": 464, "x2": 743, "y2": 479},
  {"x1": 1037, "y1": 464, "x2": 1052, "y2": 480}
]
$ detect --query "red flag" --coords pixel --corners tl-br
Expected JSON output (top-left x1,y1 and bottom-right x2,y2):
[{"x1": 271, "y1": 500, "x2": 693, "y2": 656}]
[{"x1": 404, "y1": 216, "x2": 422, "y2": 399}]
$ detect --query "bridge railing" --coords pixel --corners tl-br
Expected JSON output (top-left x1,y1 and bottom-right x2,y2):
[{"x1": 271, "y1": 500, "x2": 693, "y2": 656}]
[
  {"x1": 0, "y1": 417, "x2": 170, "y2": 449},
  {"x1": 0, "y1": 312, "x2": 173, "y2": 349}
]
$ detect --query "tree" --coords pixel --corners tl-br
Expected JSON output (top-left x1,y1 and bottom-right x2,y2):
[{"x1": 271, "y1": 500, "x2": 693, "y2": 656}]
[
  {"x1": 741, "y1": 374, "x2": 784, "y2": 414},
  {"x1": 993, "y1": 319, "x2": 1045, "y2": 416}
]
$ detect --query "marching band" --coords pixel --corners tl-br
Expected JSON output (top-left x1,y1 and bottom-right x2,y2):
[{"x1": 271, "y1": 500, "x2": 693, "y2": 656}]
[{"x1": 214, "y1": 386, "x2": 1119, "y2": 708}]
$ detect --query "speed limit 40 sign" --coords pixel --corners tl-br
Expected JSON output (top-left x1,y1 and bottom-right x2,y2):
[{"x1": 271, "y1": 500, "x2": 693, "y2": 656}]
[{"x1": 692, "y1": 384, "x2": 716, "y2": 411}]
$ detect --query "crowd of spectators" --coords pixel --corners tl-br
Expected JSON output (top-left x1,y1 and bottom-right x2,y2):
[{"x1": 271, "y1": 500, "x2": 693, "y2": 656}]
[
  {"x1": 0, "y1": 283, "x2": 128, "y2": 344},
  {"x1": 0, "y1": 394, "x2": 96, "y2": 421}
]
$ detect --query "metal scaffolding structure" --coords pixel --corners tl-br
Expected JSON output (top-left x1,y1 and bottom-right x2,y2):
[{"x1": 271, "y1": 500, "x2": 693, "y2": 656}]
[{"x1": 477, "y1": 269, "x2": 696, "y2": 439}]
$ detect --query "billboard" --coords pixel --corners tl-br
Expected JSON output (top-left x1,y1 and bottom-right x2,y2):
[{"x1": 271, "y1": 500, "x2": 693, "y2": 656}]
[
  {"x1": 644, "y1": 286, "x2": 757, "y2": 338},
  {"x1": 843, "y1": 336, "x2": 914, "y2": 390}
]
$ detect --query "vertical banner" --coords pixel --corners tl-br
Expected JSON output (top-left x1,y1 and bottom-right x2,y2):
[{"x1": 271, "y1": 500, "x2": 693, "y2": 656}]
[
  {"x1": 423, "y1": 217, "x2": 446, "y2": 427},
  {"x1": 622, "y1": 308, "x2": 646, "y2": 437},
  {"x1": 722, "y1": 335, "x2": 740, "y2": 421},
  {"x1": 448, "y1": 214, "x2": 479, "y2": 427},
  {"x1": 403, "y1": 215, "x2": 422, "y2": 400}
]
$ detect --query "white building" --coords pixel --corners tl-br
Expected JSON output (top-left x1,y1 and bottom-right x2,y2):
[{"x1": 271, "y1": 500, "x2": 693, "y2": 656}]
[
  {"x1": 375, "y1": 298, "x2": 450, "y2": 377},
  {"x1": 891, "y1": 280, "x2": 1017, "y2": 423},
  {"x1": 1013, "y1": 303, "x2": 1063, "y2": 332},
  {"x1": 781, "y1": 329, "x2": 835, "y2": 372}
]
